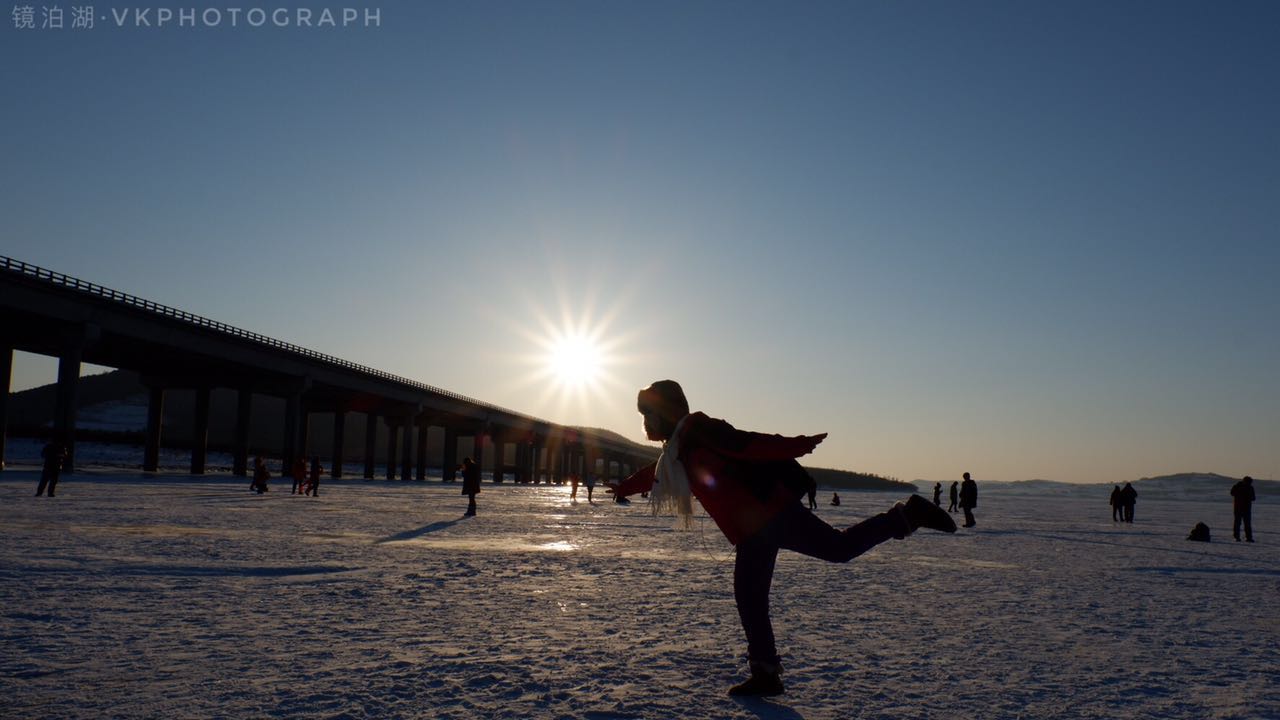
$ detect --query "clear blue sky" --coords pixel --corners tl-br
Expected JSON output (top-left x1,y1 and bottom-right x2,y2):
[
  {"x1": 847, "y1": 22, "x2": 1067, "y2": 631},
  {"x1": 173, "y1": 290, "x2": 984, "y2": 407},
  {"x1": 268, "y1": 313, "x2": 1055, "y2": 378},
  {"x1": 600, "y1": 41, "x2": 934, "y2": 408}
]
[{"x1": 3, "y1": 1, "x2": 1278, "y2": 484}]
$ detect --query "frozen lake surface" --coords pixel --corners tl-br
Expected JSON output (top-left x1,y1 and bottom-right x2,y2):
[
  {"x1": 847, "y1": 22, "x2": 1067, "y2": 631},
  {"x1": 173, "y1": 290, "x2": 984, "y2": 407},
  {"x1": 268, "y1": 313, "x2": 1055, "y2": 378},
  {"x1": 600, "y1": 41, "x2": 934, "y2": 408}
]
[{"x1": 2, "y1": 467, "x2": 1276, "y2": 719}]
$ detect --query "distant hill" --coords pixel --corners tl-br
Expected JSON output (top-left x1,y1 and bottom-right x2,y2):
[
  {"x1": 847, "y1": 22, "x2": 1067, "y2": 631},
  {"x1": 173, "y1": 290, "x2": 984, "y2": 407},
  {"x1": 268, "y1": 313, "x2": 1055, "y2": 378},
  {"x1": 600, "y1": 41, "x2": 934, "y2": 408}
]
[
  {"x1": 807, "y1": 467, "x2": 915, "y2": 492},
  {"x1": 570, "y1": 426, "x2": 658, "y2": 457},
  {"x1": 1133, "y1": 472, "x2": 1276, "y2": 498},
  {"x1": 914, "y1": 473, "x2": 1276, "y2": 499},
  {"x1": 573, "y1": 428, "x2": 911, "y2": 491}
]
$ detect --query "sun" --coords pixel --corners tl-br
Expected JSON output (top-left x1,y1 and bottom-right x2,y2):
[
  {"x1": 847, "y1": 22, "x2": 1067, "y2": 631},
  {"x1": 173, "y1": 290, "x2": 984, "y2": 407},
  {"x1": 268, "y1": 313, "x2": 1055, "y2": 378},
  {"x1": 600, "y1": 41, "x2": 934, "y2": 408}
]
[{"x1": 547, "y1": 333, "x2": 603, "y2": 388}]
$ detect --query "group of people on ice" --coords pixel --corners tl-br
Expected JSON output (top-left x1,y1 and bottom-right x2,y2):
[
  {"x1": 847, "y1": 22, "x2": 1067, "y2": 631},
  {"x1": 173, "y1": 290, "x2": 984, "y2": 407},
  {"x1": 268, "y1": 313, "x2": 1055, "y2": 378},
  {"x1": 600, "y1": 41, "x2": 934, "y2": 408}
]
[
  {"x1": 931, "y1": 472, "x2": 979, "y2": 527},
  {"x1": 248, "y1": 455, "x2": 322, "y2": 496},
  {"x1": 1109, "y1": 482, "x2": 1139, "y2": 522}
]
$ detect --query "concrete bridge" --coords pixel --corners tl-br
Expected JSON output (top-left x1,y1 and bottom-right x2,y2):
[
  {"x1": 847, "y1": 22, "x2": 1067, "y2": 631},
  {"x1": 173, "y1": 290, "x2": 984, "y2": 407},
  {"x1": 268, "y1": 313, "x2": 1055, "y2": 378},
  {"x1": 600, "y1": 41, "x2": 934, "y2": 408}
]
[{"x1": 0, "y1": 255, "x2": 656, "y2": 483}]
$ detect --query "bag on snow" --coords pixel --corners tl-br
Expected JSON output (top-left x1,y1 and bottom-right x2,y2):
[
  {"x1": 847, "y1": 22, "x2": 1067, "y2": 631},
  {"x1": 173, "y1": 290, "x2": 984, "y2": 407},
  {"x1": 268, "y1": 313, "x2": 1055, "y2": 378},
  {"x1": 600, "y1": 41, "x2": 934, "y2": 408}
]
[{"x1": 1187, "y1": 522, "x2": 1210, "y2": 542}]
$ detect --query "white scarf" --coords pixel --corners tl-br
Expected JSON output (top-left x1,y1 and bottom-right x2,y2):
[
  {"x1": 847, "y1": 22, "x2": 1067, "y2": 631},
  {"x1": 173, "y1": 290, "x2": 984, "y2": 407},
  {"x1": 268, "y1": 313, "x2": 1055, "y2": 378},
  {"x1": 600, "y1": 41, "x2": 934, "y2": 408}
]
[{"x1": 650, "y1": 414, "x2": 694, "y2": 529}]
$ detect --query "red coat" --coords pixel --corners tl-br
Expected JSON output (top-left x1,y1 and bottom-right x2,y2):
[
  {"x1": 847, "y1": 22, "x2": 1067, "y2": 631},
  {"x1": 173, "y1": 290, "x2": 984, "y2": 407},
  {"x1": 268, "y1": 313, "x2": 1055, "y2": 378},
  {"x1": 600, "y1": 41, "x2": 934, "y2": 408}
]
[{"x1": 612, "y1": 412, "x2": 824, "y2": 545}]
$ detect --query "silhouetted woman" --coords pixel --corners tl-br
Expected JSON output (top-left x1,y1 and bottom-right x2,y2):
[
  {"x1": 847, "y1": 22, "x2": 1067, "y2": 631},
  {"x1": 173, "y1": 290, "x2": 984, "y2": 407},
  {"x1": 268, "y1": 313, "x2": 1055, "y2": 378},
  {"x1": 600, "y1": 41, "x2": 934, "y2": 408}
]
[{"x1": 608, "y1": 380, "x2": 955, "y2": 696}]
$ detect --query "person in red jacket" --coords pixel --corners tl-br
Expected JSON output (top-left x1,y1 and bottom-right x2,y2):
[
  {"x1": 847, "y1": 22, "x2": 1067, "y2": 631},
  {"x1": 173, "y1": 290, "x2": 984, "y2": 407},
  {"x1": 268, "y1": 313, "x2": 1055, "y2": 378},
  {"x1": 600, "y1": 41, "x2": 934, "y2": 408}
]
[{"x1": 608, "y1": 380, "x2": 956, "y2": 697}]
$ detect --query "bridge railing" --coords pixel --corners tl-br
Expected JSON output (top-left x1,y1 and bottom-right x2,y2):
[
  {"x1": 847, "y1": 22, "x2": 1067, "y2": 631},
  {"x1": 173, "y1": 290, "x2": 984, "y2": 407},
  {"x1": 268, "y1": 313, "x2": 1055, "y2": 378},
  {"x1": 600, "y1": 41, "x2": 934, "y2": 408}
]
[{"x1": 1, "y1": 254, "x2": 636, "y2": 449}]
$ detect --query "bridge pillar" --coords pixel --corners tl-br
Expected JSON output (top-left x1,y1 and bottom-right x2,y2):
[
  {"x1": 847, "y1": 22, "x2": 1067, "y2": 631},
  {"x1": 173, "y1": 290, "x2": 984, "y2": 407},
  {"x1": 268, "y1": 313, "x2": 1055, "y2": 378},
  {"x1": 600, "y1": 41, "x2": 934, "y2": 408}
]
[
  {"x1": 144, "y1": 385, "x2": 164, "y2": 471},
  {"x1": 518, "y1": 442, "x2": 529, "y2": 484},
  {"x1": 385, "y1": 419, "x2": 398, "y2": 480},
  {"x1": 282, "y1": 391, "x2": 302, "y2": 476},
  {"x1": 53, "y1": 341, "x2": 83, "y2": 473},
  {"x1": 0, "y1": 347, "x2": 10, "y2": 472},
  {"x1": 492, "y1": 439, "x2": 505, "y2": 483},
  {"x1": 472, "y1": 431, "x2": 484, "y2": 478},
  {"x1": 232, "y1": 388, "x2": 251, "y2": 476},
  {"x1": 363, "y1": 412, "x2": 377, "y2": 479},
  {"x1": 331, "y1": 410, "x2": 346, "y2": 479},
  {"x1": 442, "y1": 427, "x2": 458, "y2": 482},
  {"x1": 300, "y1": 409, "x2": 311, "y2": 460},
  {"x1": 415, "y1": 419, "x2": 428, "y2": 481},
  {"x1": 190, "y1": 386, "x2": 210, "y2": 475},
  {"x1": 400, "y1": 411, "x2": 413, "y2": 481}
]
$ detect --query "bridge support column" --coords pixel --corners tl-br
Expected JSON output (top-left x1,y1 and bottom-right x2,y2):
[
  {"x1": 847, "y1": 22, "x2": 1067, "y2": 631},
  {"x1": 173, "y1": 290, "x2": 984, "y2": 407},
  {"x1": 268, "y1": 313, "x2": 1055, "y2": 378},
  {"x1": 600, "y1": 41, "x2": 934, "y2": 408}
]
[
  {"x1": 53, "y1": 342, "x2": 82, "y2": 473},
  {"x1": 363, "y1": 412, "x2": 377, "y2": 479},
  {"x1": 0, "y1": 347, "x2": 10, "y2": 472},
  {"x1": 493, "y1": 439, "x2": 505, "y2": 483},
  {"x1": 400, "y1": 412, "x2": 413, "y2": 482},
  {"x1": 415, "y1": 420, "x2": 428, "y2": 481},
  {"x1": 300, "y1": 410, "x2": 311, "y2": 460},
  {"x1": 514, "y1": 442, "x2": 526, "y2": 484},
  {"x1": 190, "y1": 387, "x2": 210, "y2": 475},
  {"x1": 442, "y1": 427, "x2": 457, "y2": 482},
  {"x1": 385, "y1": 420, "x2": 398, "y2": 480},
  {"x1": 331, "y1": 410, "x2": 345, "y2": 479},
  {"x1": 232, "y1": 388, "x2": 251, "y2": 476},
  {"x1": 283, "y1": 391, "x2": 302, "y2": 476},
  {"x1": 144, "y1": 386, "x2": 164, "y2": 471}
]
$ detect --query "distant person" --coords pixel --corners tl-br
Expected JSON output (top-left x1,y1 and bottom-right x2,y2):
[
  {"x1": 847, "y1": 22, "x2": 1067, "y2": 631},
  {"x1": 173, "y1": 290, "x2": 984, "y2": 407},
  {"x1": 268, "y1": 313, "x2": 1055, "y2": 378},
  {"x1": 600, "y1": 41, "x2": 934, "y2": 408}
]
[
  {"x1": 959, "y1": 472, "x2": 978, "y2": 528},
  {"x1": 830, "y1": 492, "x2": 841, "y2": 506},
  {"x1": 250, "y1": 456, "x2": 270, "y2": 494},
  {"x1": 1231, "y1": 476, "x2": 1256, "y2": 542},
  {"x1": 35, "y1": 439, "x2": 67, "y2": 497},
  {"x1": 948, "y1": 481, "x2": 958, "y2": 513},
  {"x1": 1119, "y1": 482, "x2": 1137, "y2": 523},
  {"x1": 306, "y1": 456, "x2": 322, "y2": 497},
  {"x1": 570, "y1": 473, "x2": 579, "y2": 501},
  {"x1": 459, "y1": 456, "x2": 481, "y2": 516},
  {"x1": 606, "y1": 380, "x2": 955, "y2": 696},
  {"x1": 806, "y1": 476, "x2": 818, "y2": 510},
  {"x1": 933, "y1": 482, "x2": 942, "y2": 506},
  {"x1": 585, "y1": 472, "x2": 597, "y2": 503},
  {"x1": 291, "y1": 457, "x2": 306, "y2": 495},
  {"x1": 1110, "y1": 485, "x2": 1122, "y2": 522}
]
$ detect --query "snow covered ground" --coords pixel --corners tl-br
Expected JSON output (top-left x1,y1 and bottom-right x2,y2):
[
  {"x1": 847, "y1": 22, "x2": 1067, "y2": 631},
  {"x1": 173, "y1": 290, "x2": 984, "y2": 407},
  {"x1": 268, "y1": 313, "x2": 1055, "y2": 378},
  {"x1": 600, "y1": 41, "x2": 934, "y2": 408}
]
[{"x1": 2, "y1": 464, "x2": 1276, "y2": 719}]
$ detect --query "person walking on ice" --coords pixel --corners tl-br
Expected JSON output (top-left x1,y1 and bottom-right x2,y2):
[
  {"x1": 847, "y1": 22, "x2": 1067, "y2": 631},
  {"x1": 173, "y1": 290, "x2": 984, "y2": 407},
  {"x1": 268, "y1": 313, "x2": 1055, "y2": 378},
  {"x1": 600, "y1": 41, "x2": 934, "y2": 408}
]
[
  {"x1": 1231, "y1": 475, "x2": 1256, "y2": 542},
  {"x1": 607, "y1": 380, "x2": 956, "y2": 697},
  {"x1": 959, "y1": 471, "x2": 978, "y2": 528}
]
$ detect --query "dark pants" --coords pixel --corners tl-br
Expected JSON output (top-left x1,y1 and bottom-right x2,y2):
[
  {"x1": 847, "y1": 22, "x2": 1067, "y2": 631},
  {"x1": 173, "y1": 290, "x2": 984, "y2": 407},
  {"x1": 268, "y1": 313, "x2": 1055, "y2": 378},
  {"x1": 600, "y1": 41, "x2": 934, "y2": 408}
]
[
  {"x1": 466, "y1": 494, "x2": 477, "y2": 516},
  {"x1": 963, "y1": 507, "x2": 975, "y2": 527},
  {"x1": 734, "y1": 503, "x2": 904, "y2": 666},
  {"x1": 1234, "y1": 508, "x2": 1253, "y2": 541},
  {"x1": 36, "y1": 462, "x2": 61, "y2": 497},
  {"x1": 1112, "y1": 505, "x2": 1121, "y2": 521},
  {"x1": 1124, "y1": 504, "x2": 1135, "y2": 522}
]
